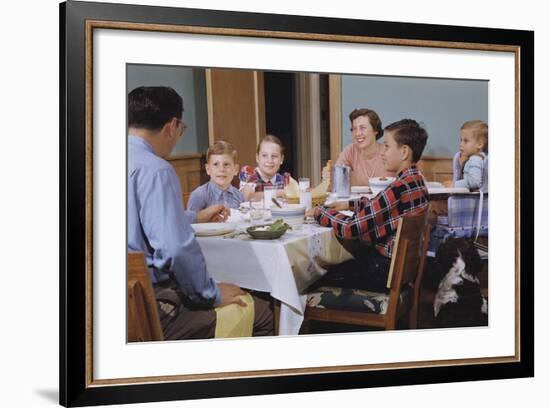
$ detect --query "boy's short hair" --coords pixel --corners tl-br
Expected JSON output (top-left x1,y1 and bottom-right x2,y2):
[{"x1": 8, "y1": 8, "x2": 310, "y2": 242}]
[
  {"x1": 349, "y1": 108, "x2": 383, "y2": 140},
  {"x1": 461, "y1": 120, "x2": 488, "y2": 153},
  {"x1": 257, "y1": 134, "x2": 285, "y2": 156},
  {"x1": 128, "y1": 86, "x2": 183, "y2": 131},
  {"x1": 207, "y1": 140, "x2": 238, "y2": 162},
  {"x1": 384, "y1": 119, "x2": 428, "y2": 163}
]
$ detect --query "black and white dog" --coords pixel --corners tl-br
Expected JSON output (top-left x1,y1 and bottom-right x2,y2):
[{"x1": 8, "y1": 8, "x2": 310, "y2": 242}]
[{"x1": 433, "y1": 238, "x2": 488, "y2": 328}]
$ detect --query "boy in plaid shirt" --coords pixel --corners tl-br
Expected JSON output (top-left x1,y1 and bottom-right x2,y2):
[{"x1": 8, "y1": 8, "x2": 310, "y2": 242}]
[{"x1": 307, "y1": 119, "x2": 429, "y2": 292}]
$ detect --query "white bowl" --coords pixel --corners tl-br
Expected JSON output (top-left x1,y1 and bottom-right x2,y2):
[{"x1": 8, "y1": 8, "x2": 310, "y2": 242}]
[{"x1": 369, "y1": 177, "x2": 396, "y2": 195}]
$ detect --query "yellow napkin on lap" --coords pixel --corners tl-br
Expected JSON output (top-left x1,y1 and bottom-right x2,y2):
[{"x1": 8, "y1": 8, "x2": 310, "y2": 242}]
[{"x1": 214, "y1": 293, "x2": 255, "y2": 338}]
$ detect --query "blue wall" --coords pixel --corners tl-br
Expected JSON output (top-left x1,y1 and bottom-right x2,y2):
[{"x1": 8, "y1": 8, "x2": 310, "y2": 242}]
[
  {"x1": 341, "y1": 75, "x2": 488, "y2": 156},
  {"x1": 127, "y1": 64, "x2": 209, "y2": 155}
]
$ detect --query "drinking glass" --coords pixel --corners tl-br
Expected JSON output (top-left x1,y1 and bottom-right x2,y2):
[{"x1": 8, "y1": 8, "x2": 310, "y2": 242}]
[
  {"x1": 249, "y1": 198, "x2": 264, "y2": 224},
  {"x1": 299, "y1": 190, "x2": 313, "y2": 211},
  {"x1": 263, "y1": 186, "x2": 277, "y2": 210},
  {"x1": 298, "y1": 177, "x2": 310, "y2": 192}
]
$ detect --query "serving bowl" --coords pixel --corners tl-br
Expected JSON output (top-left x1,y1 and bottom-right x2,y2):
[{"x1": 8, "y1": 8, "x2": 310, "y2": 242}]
[
  {"x1": 369, "y1": 176, "x2": 396, "y2": 195},
  {"x1": 246, "y1": 224, "x2": 287, "y2": 240},
  {"x1": 270, "y1": 203, "x2": 306, "y2": 226}
]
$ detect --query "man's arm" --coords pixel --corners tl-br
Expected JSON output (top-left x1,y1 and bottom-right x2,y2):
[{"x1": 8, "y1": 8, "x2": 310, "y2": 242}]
[
  {"x1": 140, "y1": 168, "x2": 221, "y2": 308},
  {"x1": 452, "y1": 151, "x2": 463, "y2": 182}
]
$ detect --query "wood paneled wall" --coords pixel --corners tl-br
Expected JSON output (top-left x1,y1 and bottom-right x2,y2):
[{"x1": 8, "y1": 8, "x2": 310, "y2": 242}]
[
  {"x1": 167, "y1": 154, "x2": 207, "y2": 206},
  {"x1": 206, "y1": 69, "x2": 266, "y2": 168},
  {"x1": 417, "y1": 156, "x2": 453, "y2": 182}
]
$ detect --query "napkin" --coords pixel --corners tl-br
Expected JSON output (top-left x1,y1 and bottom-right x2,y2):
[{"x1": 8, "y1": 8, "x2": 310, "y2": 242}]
[
  {"x1": 214, "y1": 292, "x2": 255, "y2": 338},
  {"x1": 284, "y1": 176, "x2": 300, "y2": 198},
  {"x1": 285, "y1": 176, "x2": 330, "y2": 199}
]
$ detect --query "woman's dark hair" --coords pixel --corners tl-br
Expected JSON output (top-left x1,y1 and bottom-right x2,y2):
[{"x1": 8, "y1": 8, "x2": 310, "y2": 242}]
[
  {"x1": 349, "y1": 108, "x2": 383, "y2": 140},
  {"x1": 384, "y1": 119, "x2": 428, "y2": 163},
  {"x1": 128, "y1": 86, "x2": 183, "y2": 131}
]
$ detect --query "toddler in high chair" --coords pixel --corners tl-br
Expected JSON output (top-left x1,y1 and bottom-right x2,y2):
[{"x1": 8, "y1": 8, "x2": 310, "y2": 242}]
[{"x1": 443, "y1": 120, "x2": 488, "y2": 193}]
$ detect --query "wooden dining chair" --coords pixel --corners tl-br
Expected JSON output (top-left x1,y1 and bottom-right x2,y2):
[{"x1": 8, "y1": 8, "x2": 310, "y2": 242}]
[
  {"x1": 127, "y1": 252, "x2": 164, "y2": 342},
  {"x1": 302, "y1": 210, "x2": 430, "y2": 332}
]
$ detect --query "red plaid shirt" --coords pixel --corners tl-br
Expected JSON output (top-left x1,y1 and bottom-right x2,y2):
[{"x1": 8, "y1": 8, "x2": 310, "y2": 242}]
[
  {"x1": 239, "y1": 165, "x2": 285, "y2": 192},
  {"x1": 314, "y1": 166, "x2": 429, "y2": 258}
]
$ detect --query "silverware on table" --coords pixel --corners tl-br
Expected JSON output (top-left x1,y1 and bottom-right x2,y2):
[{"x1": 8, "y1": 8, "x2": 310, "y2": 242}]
[
  {"x1": 272, "y1": 197, "x2": 283, "y2": 208},
  {"x1": 222, "y1": 231, "x2": 247, "y2": 239}
]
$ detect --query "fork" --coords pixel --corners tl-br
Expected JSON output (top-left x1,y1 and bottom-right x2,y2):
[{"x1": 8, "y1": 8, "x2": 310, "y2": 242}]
[{"x1": 272, "y1": 197, "x2": 283, "y2": 208}]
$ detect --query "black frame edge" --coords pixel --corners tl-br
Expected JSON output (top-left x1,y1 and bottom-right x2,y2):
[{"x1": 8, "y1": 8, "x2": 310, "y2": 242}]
[
  {"x1": 61, "y1": 1, "x2": 535, "y2": 406},
  {"x1": 59, "y1": 1, "x2": 67, "y2": 406},
  {"x1": 519, "y1": 30, "x2": 535, "y2": 377},
  {"x1": 62, "y1": 0, "x2": 89, "y2": 406}
]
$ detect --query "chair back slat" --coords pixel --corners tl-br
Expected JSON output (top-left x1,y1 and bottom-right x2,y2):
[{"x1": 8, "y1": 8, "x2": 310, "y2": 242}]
[
  {"x1": 384, "y1": 211, "x2": 429, "y2": 329},
  {"x1": 387, "y1": 210, "x2": 429, "y2": 289}
]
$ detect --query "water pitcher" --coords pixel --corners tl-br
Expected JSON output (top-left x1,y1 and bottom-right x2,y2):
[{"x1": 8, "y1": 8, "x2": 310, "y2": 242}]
[{"x1": 333, "y1": 164, "x2": 351, "y2": 197}]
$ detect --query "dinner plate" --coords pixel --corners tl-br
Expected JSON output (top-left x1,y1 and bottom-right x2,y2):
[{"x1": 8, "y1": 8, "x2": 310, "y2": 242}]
[
  {"x1": 426, "y1": 181, "x2": 444, "y2": 189},
  {"x1": 191, "y1": 222, "x2": 236, "y2": 237},
  {"x1": 351, "y1": 186, "x2": 371, "y2": 194},
  {"x1": 428, "y1": 187, "x2": 470, "y2": 194}
]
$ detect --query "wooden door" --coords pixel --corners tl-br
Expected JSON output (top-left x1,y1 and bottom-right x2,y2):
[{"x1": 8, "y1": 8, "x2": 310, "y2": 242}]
[{"x1": 206, "y1": 68, "x2": 266, "y2": 169}]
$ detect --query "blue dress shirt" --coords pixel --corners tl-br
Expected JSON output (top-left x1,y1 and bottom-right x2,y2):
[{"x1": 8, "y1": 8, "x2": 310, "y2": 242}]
[
  {"x1": 188, "y1": 180, "x2": 245, "y2": 212},
  {"x1": 127, "y1": 136, "x2": 221, "y2": 308}
]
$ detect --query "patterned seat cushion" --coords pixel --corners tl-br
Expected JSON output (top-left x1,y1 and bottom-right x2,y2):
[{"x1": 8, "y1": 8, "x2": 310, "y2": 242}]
[{"x1": 306, "y1": 286, "x2": 412, "y2": 315}]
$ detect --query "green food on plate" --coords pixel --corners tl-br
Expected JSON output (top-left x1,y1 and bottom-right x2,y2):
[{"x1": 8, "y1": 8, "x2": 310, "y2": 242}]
[{"x1": 265, "y1": 218, "x2": 292, "y2": 232}]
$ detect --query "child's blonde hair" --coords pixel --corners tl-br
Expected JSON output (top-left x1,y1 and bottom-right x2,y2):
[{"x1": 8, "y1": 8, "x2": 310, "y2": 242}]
[
  {"x1": 461, "y1": 120, "x2": 488, "y2": 153},
  {"x1": 206, "y1": 140, "x2": 238, "y2": 162}
]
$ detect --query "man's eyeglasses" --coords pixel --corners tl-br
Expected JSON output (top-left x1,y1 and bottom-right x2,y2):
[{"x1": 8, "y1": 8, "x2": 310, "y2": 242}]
[{"x1": 176, "y1": 119, "x2": 188, "y2": 131}]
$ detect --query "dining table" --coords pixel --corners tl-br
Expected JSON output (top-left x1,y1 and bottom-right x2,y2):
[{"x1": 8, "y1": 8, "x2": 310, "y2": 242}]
[
  {"x1": 196, "y1": 184, "x2": 474, "y2": 335},
  {"x1": 195, "y1": 216, "x2": 353, "y2": 336}
]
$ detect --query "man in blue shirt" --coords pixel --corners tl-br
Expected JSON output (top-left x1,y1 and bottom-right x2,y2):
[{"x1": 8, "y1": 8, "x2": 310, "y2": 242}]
[{"x1": 127, "y1": 86, "x2": 273, "y2": 339}]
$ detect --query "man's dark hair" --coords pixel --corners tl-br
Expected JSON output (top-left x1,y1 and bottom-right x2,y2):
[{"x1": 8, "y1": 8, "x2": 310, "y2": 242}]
[
  {"x1": 384, "y1": 119, "x2": 428, "y2": 163},
  {"x1": 128, "y1": 86, "x2": 183, "y2": 131}
]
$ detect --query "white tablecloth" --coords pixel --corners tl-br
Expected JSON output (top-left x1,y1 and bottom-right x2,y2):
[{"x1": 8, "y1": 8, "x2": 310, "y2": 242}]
[{"x1": 196, "y1": 223, "x2": 352, "y2": 335}]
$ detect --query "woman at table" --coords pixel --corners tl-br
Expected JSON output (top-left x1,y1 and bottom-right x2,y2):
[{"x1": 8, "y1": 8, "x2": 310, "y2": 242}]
[{"x1": 323, "y1": 108, "x2": 394, "y2": 186}]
